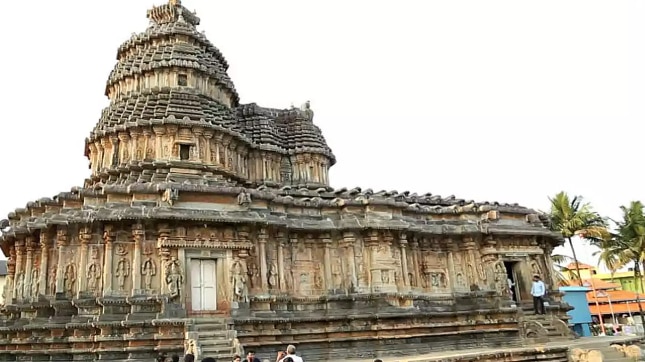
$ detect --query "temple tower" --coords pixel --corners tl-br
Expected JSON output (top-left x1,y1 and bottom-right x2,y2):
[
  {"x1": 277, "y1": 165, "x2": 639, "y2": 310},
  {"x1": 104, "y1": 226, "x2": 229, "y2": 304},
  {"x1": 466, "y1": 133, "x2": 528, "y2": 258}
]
[{"x1": 85, "y1": 0, "x2": 335, "y2": 188}]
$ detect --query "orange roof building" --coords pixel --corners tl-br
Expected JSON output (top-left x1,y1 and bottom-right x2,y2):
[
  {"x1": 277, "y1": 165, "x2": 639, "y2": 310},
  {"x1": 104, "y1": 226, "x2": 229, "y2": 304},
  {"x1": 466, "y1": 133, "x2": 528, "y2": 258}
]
[
  {"x1": 587, "y1": 289, "x2": 645, "y2": 316},
  {"x1": 566, "y1": 262, "x2": 596, "y2": 270}
]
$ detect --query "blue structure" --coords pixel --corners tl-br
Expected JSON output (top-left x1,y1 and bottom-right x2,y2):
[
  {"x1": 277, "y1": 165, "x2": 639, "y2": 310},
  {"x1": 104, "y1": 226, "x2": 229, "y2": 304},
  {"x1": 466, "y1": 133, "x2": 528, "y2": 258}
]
[{"x1": 560, "y1": 286, "x2": 593, "y2": 337}]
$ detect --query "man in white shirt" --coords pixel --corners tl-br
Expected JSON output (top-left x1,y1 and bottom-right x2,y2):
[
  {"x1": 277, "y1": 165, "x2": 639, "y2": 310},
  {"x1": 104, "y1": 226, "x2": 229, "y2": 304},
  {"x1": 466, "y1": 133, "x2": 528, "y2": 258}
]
[
  {"x1": 531, "y1": 274, "x2": 546, "y2": 315},
  {"x1": 277, "y1": 345, "x2": 303, "y2": 362}
]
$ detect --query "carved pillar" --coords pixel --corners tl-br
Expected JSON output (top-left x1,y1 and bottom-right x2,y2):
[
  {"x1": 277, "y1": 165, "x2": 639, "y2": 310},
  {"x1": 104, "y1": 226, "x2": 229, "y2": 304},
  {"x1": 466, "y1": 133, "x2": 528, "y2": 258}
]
[
  {"x1": 192, "y1": 127, "x2": 203, "y2": 162},
  {"x1": 77, "y1": 227, "x2": 91, "y2": 296},
  {"x1": 102, "y1": 226, "x2": 115, "y2": 296},
  {"x1": 54, "y1": 228, "x2": 68, "y2": 294},
  {"x1": 410, "y1": 238, "x2": 421, "y2": 289},
  {"x1": 399, "y1": 233, "x2": 410, "y2": 288},
  {"x1": 132, "y1": 223, "x2": 144, "y2": 293},
  {"x1": 153, "y1": 126, "x2": 165, "y2": 159},
  {"x1": 366, "y1": 231, "x2": 380, "y2": 288},
  {"x1": 38, "y1": 232, "x2": 50, "y2": 295},
  {"x1": 342, "y1": 232, "x2": 358, "y2": 290},
  {"x1": 23, "y1": 238, "x2": 34, "y2": 299},
  {"x1": 5, "y1": 250, "x2": 16, "y2": 302},
  {"x1": 257, "y1": 228, "x2": 269, "y2": 292},
  {"x1": 204, "y1": 131, "x2": 213, "y2": 164},
  {"x1": 130, "y1": 130, "x2": 140, "y2": 161},
  {"x1": 142, "y1": 129, "x2": 152, "y2": 160},
  {"x1": 277, "y1": 231, "x2": 286, "y2": 291},
  {"x1": 157, "y1": 224, "x2": 172, "y2": 294},
  {"x1": 99, "y1": 138, "x2": 109, "y2": 170},
  {"x1": 322, "y1": 234, "x2": 333, "y2": 290}
]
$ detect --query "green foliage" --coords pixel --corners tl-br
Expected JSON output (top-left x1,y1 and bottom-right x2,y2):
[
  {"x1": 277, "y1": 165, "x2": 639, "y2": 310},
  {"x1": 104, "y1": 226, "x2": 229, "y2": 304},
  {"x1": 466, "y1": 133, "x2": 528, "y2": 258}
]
[{"x1": 547, "y1": 191, "x2": 609, "y2": 285}]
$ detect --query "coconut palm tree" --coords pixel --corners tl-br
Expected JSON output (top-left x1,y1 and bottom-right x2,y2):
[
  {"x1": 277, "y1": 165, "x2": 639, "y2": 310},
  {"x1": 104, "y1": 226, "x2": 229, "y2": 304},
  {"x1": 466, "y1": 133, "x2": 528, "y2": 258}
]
[
  {"x1": 551, "y1": 253, "x2": 573, "y2": 286},
  {"x1": 596, "y1": 201, "x2": 645, "y2": 326},
  {"x1": 547, "y1": 192, "x2": 609, "y2": 286}
]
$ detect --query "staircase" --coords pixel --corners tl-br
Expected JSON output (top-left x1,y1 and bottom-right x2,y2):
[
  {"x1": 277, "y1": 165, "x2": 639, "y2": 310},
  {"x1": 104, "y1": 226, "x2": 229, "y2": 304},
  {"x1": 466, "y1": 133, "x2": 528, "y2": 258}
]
[
  {"x1": 188, "y1": 318, "x2": 241, "y2": 362},
  {"x1": 520, "y1": 308, "x2": 574, "y2": 342}
]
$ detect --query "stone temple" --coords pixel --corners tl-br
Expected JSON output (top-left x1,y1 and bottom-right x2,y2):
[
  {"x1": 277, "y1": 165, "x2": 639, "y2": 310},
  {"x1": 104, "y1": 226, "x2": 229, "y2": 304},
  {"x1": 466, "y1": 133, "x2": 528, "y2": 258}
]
[{"x1": 0, "y1": 1, "x2": 573, "y2": 361}]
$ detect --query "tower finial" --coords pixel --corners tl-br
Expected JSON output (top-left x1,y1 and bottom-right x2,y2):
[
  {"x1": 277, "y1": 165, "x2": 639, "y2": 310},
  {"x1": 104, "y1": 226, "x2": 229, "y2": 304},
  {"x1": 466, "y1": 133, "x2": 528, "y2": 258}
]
[{"x1": 169, "y1": 0, "x2": 181, "y2": 6}]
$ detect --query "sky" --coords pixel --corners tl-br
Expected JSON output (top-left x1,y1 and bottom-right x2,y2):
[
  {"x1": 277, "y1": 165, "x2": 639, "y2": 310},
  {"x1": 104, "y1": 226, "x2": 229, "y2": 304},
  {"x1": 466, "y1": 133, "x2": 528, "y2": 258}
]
[{"x1": 0, "y1": 0, "x2": 643, "y2": 268}]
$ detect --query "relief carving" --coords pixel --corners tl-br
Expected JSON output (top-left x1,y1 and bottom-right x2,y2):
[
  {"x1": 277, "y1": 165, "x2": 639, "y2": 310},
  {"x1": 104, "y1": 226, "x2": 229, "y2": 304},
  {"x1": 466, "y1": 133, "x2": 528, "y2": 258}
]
[
  {"x1": 455, "y1": 272, "x2": 466, "y2": 288},
  {"x1": 231, "y1": 259, "x2": 249, "y2": 302},
  {"x1": 141, "y1": 258, "x2": 157, "y2": 290},
  {"x1": 86, "y1": 262, "x2": 101, "y2": 292},
  {"x1": 530, "y1": 259, "x2": 542, "y2": 277},
  {"x1": 165, "y1": 257, "x2": 183, "y2": 300},
  {"x1": 267, "y1": 263, "x2": 278, "y2": 289},
  {"x1": 48, "y1": 266, "x2": 57, "y2": 295},
  {"x1": 15, "y1": 272, "x2": 24, "y2": 300},
  {"x1": 64, "y1": 263, "x2": 76, "y2": 296},
  {"x1": 237, "y1": 189, "x2": 251, "y2": 206},
  {"x1": 115, "y1": 244, "x2": 128, "y2": 256},
  {"x1": 30, "y1": 269, "x2": 39, "y2": 298},
  {"x1": 116, "y1": 258, "x2": 130, "y2": 291},
  {"x1": 313, "y1": 266, "x2": 323, "y2": 290}
]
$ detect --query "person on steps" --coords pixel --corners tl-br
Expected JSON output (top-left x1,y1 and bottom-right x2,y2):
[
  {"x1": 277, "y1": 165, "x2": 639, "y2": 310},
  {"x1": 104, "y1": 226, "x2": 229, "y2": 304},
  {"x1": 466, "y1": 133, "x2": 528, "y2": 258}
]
[{"x1": 531, "y1": 274, "x2": 546, "y2": 315}]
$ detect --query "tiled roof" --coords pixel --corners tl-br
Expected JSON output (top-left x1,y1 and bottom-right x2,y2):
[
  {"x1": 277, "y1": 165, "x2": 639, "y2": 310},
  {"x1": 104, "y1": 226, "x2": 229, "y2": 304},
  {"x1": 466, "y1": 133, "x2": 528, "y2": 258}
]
[{"x1": 566, "y1": 262, "x2": 596, "y2": 270}]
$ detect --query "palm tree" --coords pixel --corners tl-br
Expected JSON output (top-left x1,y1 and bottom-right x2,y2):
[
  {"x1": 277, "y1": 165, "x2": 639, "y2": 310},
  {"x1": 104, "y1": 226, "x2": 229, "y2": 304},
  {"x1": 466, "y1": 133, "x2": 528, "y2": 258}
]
[
  {"x1": 547, "y1": 192, "x2": 609, "y2": 286},
  {"x1": 596, "y1": 201, "x2": 645, "y2": 327},
  {"x1": 551, "y1": 253, "x2": 573, "y2": 286}
]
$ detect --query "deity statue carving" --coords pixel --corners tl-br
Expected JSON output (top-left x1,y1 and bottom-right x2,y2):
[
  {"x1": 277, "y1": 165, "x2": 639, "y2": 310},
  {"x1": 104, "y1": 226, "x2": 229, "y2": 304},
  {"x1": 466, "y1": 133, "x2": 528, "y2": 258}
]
[
  {"x1": 86, "y1": 262, "x2": 101, "y2": 292},
  {"x1": 165, "y1": 257, "x2": 184, "y2": 300},
  {"x1": 64, "y1": 263, "x2": 76, "y2": 296},
  {"x1": 30, "y1": 269, "x2": 39, "y2": 298},
  {"x1": 231, "y1": 260, "x2": 248, "y2": 302},
  {"x1": 15, "y1": 272, "x2": 24, "y2": 300},
  {"x1": 246, "y1": 261, "x2": 259, "y2": 289},
  {"x1": 455, "y1": 272, "x2": 466, "y2": 288},
  {"x1": 493, "y1": 261, "x2": 509, "y2": 295},
  {"x1": 267, "y1": 263, "x2": 278, "y2": 289},
  {"x1": 313, "y1": 266, "x2": 323, "y2": 290},
  {"x1": 530, "y1": 259, "x2": 542, "y2": 276},
  {"x1": 116, "y1": 258, "x2": 130, "y2": 291},
  {"x1": 48, "y1": 267, "x2": 57, "y2": 295},
  {"x1": 141, "y1": 258, "x2": 157, "y2": 290},
  {"x1": 237, "y1": 189, "x2": 251, "y2": 206}
]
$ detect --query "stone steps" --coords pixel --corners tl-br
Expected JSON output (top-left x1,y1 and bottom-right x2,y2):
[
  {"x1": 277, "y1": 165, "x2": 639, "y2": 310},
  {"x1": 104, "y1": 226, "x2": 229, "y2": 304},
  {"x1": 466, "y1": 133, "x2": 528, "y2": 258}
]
[{"x1": 191, "y1": 318, "x2": 238, "y2": 362}]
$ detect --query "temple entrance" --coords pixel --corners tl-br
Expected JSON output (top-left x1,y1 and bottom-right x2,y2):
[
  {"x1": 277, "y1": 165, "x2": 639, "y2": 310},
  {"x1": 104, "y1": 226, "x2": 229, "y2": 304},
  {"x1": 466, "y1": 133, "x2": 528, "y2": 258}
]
[
  {"x1": 190, "y1": 259, "x2": 217, "y2": 311},
  {"x1": 504, "y1": 261, "x2": 520, "y2": 303}
]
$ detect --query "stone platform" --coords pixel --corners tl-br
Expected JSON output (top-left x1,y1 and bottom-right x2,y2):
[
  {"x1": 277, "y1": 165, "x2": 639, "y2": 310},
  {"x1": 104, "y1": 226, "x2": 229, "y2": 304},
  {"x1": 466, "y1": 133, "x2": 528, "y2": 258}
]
[{"x1": 320, "y1": 335, "x2": 643, "y2": 362}]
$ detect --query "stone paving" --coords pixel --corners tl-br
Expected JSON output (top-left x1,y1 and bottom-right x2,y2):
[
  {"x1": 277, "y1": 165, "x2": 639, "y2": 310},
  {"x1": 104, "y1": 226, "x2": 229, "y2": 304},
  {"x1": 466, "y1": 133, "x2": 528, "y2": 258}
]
[{"x1": 335, "y1": 335, "x2": 643, "y2": 362}]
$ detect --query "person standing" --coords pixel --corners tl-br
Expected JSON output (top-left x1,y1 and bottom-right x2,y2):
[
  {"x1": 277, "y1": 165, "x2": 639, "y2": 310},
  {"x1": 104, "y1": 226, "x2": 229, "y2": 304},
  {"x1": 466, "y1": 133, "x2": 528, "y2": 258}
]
[
  {"x1": 531, "y1": 274, "x2": 546, "y2": 315},
  {"x1": 277, "y1": 345, "x2": 303, "y2": 362}
]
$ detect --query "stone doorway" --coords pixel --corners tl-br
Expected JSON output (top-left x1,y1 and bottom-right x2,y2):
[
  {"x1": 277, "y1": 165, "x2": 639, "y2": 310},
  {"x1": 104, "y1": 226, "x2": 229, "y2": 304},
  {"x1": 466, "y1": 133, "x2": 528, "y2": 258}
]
[
  {"x1": 190, "y1": 259, "x2": 217, "y2": 312},
  {"x1": 504, "y1": 261, "x2": 520, "y2": 303}
]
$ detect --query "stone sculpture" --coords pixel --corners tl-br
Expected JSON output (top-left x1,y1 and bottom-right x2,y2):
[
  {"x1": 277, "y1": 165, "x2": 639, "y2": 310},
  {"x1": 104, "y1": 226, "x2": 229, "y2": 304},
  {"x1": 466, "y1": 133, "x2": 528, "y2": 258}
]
[
  {"x1": 231, "y1": 260, "x2": 248, "y2": 302},
  {"x1": 165, "y1": 257, "x2": 183, "y2": 299}
]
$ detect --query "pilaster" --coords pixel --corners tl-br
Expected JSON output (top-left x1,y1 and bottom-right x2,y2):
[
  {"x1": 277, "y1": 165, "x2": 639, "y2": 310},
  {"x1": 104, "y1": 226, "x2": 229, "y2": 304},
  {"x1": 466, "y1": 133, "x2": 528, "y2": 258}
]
[
  {"x1": 257, "y1": 228, "x2": 269, "y2": 292},
  {"x1": 132, "y1": 223, "x2": 144, "y2": 294},
  {"x1": 102, "y1": 226, "x2": 115, "y2": 296},
  {"x1": 55, "y1": 228, "x2": 68, "y2": 294},
  {"x1": 276, "y1": 231, "x2": 287, "y2": 292},
  {"x1": 23, "y1": 237, "x2": 35, "y2": 300},
  {"x1": 38, "y1": 232, "x2": 50, "y2": 295},
  {"x1": 77, "y1": 227, "x2": 91, "y2": 296},
  {"x1": 342, "y1": 231, "x2": 358, "y2": 291},
  {"x1": 322, "y1": 234, "x2": 333, "y2": 291},
  {"x1": 399, "y1": 233, "x2": 410, "y2": 289}
]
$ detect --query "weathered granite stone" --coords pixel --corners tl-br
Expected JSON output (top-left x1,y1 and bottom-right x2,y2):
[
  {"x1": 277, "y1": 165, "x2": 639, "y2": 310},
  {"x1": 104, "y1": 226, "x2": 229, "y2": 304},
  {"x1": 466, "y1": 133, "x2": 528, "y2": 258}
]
[{"x1": 0, "y1": 1, "x2": 572, "y2": 361}]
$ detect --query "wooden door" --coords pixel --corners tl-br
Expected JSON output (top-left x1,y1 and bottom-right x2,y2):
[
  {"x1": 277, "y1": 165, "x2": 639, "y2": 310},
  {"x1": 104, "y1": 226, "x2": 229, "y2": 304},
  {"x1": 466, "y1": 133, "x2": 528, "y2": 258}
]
[{"x1": 191, "y1": 259, "x2": 217, "y2": 311}]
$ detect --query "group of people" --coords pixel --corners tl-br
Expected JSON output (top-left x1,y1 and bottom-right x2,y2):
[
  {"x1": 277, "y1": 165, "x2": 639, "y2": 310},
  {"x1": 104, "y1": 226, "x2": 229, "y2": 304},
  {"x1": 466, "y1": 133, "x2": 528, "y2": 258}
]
[{"x1": 156, "y1": 345, "x2": 303, "y2": 362}]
